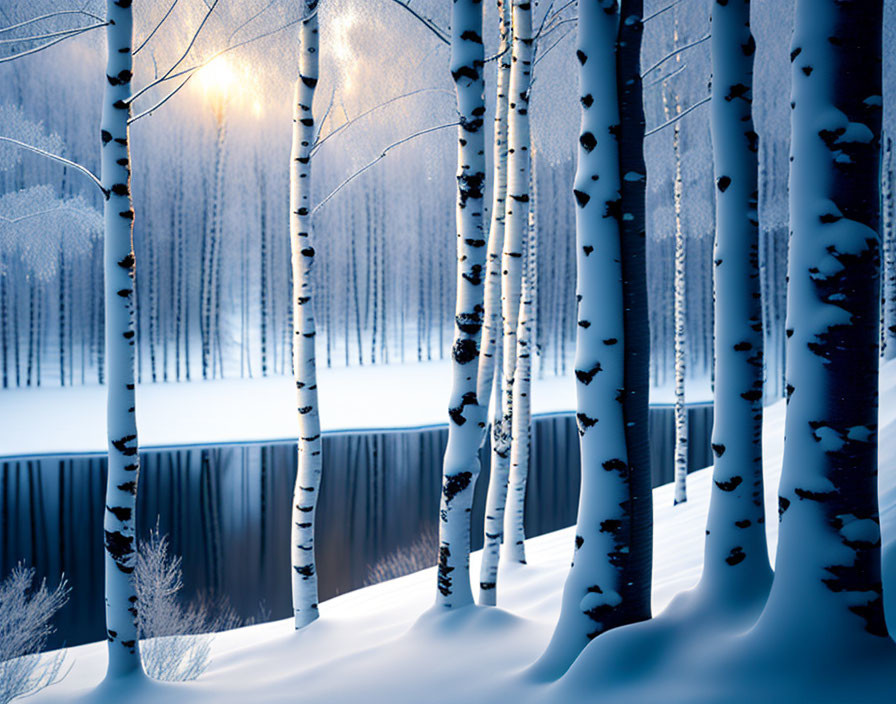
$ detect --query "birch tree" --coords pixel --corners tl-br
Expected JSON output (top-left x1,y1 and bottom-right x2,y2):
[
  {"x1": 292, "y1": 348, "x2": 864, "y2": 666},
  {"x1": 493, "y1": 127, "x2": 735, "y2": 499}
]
[
  {"x1": 757, "y1": 0, "x2": 893, "y2": 652},
  {"x1": 100, "y1": 0, "x2": 141, "y2": 678},
  {"x1": 882, "y1": 134, "x2": 895, "y2": 360},
  {"x1": 503, "y1": 154, "x2": 536, "y2": 565},
  {"x1": 436, "y1": 0, "x2": 486, "y2": 610},
  {"x1": 290, "y1": 0, "x2": 323, "y2": 630},
  {"x1": 479, "y1": 0, "x2": 532, "y2": 607},
  {"x1": 699, "y1": 0, "x2": 771, "y2": 611},
  {"x1": 535, "y1": 0, "x2": 630, "y2": 677}
]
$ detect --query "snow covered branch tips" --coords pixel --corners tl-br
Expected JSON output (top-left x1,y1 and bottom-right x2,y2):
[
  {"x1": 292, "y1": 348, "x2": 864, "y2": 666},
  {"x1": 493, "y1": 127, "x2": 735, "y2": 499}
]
[{"x1": 437, "y1": 0, "x2": 487, "y2": 610}]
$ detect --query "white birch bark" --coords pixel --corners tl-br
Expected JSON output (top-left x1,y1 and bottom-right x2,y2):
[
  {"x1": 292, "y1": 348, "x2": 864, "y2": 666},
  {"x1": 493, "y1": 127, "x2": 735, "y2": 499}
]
[
  {"x1": 503, "y1": 162, "x2": 535, "y2": 565},
  {"x1": 436, "y1": 0, "x2": 486, "y2": 610},
  {"x1": 478, "y1": 0, "x2": 532, "y2": 607},
  {"x1": 536, "y1": 0, "x2": 629, "y2": 677},
  {"x1": 290, "y1": 0, "x2": 323, "y2": 629},
  {"x1": 757, "y1": 0, "x2": 892, "y2": 647},
  {"x1": 700, "y1": 0, "x2": 771, "y2": 609},
  {"x1": 476, "y1": 0, "x2": 511, "y2": 413},
  {"x1": 101, "y1": 0, "x2": 142, "y2": 679},
  {"x1": 663, "y1": 24, "x2": 688, "y2": 505},
  {"x1": 476, "y1": 0, "x2": 510, "y2": 605}
]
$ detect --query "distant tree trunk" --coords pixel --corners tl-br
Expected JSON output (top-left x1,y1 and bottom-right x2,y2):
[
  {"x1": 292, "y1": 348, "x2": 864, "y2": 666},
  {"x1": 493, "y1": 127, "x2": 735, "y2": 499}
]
[
  {"x1": 100, "y1": 0, "x2": 142, "y2": 678},
  {"x1": 662, "y1": 24, "x2": 688, "y2": 505},
  {"x1": 536, "y1": 0, "x2": 630, "y2": 677},
  {"x1": 761, "y1": 0, "x2": 890, "y2": 646},
  {"x1": 436, "y1": 0, "x2": 486, "y2": 610},
  {"x1": 479, "y1": 0, "x2": 532, "y2": 606},
  {"x1": 616, "y1": 0, "x2": 652, "y2": 624},
  {"x1": 700, "y1": 0, "x2": 771, "y2": 609},
  {"x1": 290, "y1": 0, "x2": 323, "y2": 630}
]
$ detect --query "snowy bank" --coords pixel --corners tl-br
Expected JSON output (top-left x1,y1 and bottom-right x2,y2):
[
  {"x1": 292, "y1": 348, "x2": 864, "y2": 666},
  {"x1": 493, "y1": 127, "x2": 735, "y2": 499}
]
[{"x1": 27, "y1": 362, "x2": 896, "y2": 703}]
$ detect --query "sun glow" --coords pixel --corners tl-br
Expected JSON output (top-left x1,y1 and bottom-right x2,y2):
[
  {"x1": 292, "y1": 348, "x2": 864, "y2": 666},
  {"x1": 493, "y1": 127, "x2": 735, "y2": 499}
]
[{"x1": 198, "y1": 56, "x2": 238, "y2": 103}]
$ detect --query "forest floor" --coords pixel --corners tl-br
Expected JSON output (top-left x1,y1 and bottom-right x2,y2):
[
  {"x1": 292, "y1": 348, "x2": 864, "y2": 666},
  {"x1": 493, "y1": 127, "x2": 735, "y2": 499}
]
[
  {"x1": 26, "y1": 362, "x2": 896, "y2": 703},
  {"x1": 0, "y1": 360, "x2": 712, "y2": 458}
]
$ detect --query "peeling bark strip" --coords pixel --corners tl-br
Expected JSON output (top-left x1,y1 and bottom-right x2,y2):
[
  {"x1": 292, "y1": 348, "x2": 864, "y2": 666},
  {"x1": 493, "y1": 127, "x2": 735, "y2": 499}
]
[
  {"x1": 290, "y1": 0, "x2": 323, "y2": 630},
  {"x1": 700, "y1": 0, "x2": 772, "y2": 607},
  {"x1": 101, "y1": 0, "x2": 141, "y2": 678},
  {"x1": 479, "y1": 0, "x2": 533, "y2": 607},
  {"x1": 763, "y1": 0, "x2": 890, "y2": 641},
  {"x1": 537, "y1": 0, "x2": 631, "y2": 677},
  {"x1": 436, "y1": 0, "x2": 486, "y2": 609}
]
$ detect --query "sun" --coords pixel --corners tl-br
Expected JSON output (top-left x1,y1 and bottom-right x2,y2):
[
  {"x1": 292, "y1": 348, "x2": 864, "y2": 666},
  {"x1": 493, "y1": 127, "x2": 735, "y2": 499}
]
[{"x1": 198, "y1": 56, "x2": 238, "y2": 104}]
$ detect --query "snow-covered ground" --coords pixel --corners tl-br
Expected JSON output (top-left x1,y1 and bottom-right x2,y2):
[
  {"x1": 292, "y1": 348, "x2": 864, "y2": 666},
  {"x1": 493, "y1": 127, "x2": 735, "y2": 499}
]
[
  {"x1": 0, "y1": 361, "x2": 713, "y2": 458},
  {"x1": 27, "y1": 362, "x2": 896, "y2": 703}
]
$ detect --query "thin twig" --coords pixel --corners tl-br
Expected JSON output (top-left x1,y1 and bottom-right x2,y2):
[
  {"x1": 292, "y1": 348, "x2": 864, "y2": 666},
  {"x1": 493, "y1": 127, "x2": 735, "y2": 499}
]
[
  {"x1": 227, "y1": 0, "x2": 279, "y2": 42},
  {"x1": 645, "y1": 95, "x2": 710, "y2": 137},
  {"x1": 641, "y1": 32, "x2": 710, "y2": 79},
  {"x1": 313, "y1": 87, "x2": 453, "y2": 154},
  {"x1": 643, "y1": 0, "x2": 686, "y2": 24},
  {"x1": 126, "y1": 0, "x2": 220, "y2": 106},
  {"x1": 128, "y1": 74, "x2": 194, "y2": 125},
  {"x1": 644, "y1": 62, "x2": 686, "y2": 90},
  {"x1": 534, "y1": 24, "x2": 574, "y2": 67},
  {"x1": 0, "y1": 23, "x2": 107, "y2": 64},
  {"x1": 0, "y1": 206, "x2": 66, "y2": 224},
  {"x1": 313, "y1": 122, "x2": 457, "y2": 216},
  {"x1": 0, "y1": 136, "x2": 106, "y2": 196},
  {"x1": 0, "y1": 9, "x2": 103, "y2": 36},
  {"x1": 134, "y1": 0, "x2": 179, "y2": 56},
  {"x1": 0, "y1": 22, "x2": 106, "y2": 45},
  {"x1": 385, "y1": 0, "x2": 449, "y2": 45}
]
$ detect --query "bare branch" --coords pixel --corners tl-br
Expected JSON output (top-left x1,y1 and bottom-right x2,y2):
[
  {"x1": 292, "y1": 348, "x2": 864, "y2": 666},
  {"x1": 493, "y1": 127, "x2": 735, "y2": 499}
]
[
  {"x1": 641, "y1": 32, "x2": 710, "y2": 79},
  {"x1": 128, "y1": 73, "x2": 194, "y2": 125},
  {"x1": 0, "y1": 22, "x2": 106, "y2": 45},
  {"x1": 643, "y1": 0, "x2": 686, "y2": 24},
  {"x1": 313, "y1": 122, "x2": 457, "y2": 216},
  {"x1": 534, "y1": 24, "x2": 574, "y2": 68},
  {"x1": 0, "y1": 22, "x2": 108, "y2": 64},
  {"x1": 0, "y1": 9, "x2": 103, "y2": 36},
  {"x1": 644, "y1": 62, "x2": 686, "y2": 90},
  {"x1": 126, "y1": 0, "x2": 220, "y2": 106},
  {"x1": 313, "y1": 87, "x2": 337, "y2": 146},
  {"x1": 312, "y1": 87, "x2": 453, "y2": 154},
  {"x1": 385, "y1": 0, "x2": 449, "y2": 45},
  {"x1": 644, "y1": 95, "x2": 710, "y2": 137},
  {"x1": 0, "y1": 136, "x2": 106, "y2": 196},
  {"x1": 0, "y1": 206, "x2": 66, "y2": 224},
  {"x1": 133, "y1": 0, "x2": 179, "y2": 56},
  {"x1": 128, "y1": 12, "x2": 302, "y2": 107},
  {"x1": 227, "y1": 0, "x2": 278, "y2": 42}
]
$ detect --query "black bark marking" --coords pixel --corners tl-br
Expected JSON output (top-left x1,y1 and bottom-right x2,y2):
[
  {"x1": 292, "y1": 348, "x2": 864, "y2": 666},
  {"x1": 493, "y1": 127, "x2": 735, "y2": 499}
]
[
  {"x1": 443, "y1": 471, "x2": 473, "y2": 503},
  {"x1": 104, "y1": 530, "x2": 134, "y2": 573},
  {"x1": 580, "y1": 132, "x2": 597, "y2": 153},
  {"x1": 574, "y1": 189, "x2": 591, "y2": 208},
  {"x1": 575, "y1": 362, "x2": 602, "y2": 385},
  {"x1": 725, "y1": 547, "x2": 746, "y2": 566},
  {"x1": 778, "y1": 496, "x2": 791, "y2": 517},
  {"x1": 576, "y1": 413, "x2": 598, "y2": 435},
  {"x1": 715, "y1": 475, "x2": 743, "y2": 492},
  {"x1": 106, "y1": 505, "x2": 131, "y2": 521},
  {"x1": 452, "y1": 338, "x2": 478, "y2": 364},
  {"x1": 711, "y1": 443, "x2": 726, "y2": 457},
  {"x1": 717, "y1": 175, "x2": 732, "y2": 192}
]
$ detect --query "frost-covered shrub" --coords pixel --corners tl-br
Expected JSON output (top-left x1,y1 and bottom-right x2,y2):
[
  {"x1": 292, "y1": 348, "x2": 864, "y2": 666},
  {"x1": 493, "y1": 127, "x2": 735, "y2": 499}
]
[
  {"x1": 0, "y1": 565, "x2": 69, "y2": 704},
  {"x1": 135, "y1": 526, "x2": 241, "y2": 682},
  {"x1": 364, "y1": 526, "x2": 438, "y2": 586}
]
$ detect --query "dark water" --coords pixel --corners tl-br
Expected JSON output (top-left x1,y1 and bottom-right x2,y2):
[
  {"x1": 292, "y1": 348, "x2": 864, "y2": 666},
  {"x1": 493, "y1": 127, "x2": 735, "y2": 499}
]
[{"x1": 1, "y1": 404, "x2": 711, "y2": 649}]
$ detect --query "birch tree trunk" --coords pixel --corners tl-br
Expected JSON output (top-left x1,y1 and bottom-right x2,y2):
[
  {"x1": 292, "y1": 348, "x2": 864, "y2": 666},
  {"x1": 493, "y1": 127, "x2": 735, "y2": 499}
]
[
  {"x1": 536, "y1": 0, "x2": 630, "y2": 677},
  {"x1": 700, "y1": 0, "x2": 771, "y2": 610},
  {"x1": 616, "y1": 0, "x2": 652, "y2": 623},
  {"x1": 290, "y1": 0, "x2": 323, "y2": 630},
  {"x1": 436, "y1": 0, "x2": 486, "y2": 610},
  {"x1": 503, "y1": 161, "x2": 536, "y2": 564},
  {"x1": 101, "y1": 0, "x2": 142, "y2": 679},
  {"x1": 476, "y1": 0, "x2": 511, "y2": 418},
  {"x1": 759, "y1": 0, "x2": 891, "y2": 648},
  {"x1": 478, "y1": 0, "x2": 532, "y2": 607}
]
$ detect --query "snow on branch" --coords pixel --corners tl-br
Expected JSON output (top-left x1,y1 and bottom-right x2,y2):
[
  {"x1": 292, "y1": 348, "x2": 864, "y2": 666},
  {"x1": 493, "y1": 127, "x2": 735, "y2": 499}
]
[
  {"x1": 0, "y1": 22, "x2": 108, "y2": 64},
  {"x1": 0, "y1": 22, "x2": 107, "y2": 46},
  {"x1": 313, "y1": 122, "x2": 458, "y2": 216},
  {"x1": 0, "y1": 136, "x2": 106, "y2": 196},
  {"x1": 644, "y1": 95, "x2": 710, "y2": 137},
  {"x1": 641, "y1": 32, "x2": 710, "y2": 79},
  {"x1": 0, "y1": 9, "x2": 103, "y2": 36},
  {"x1": 385, "y1": 0, "x2": 450, "y2": 45}
]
